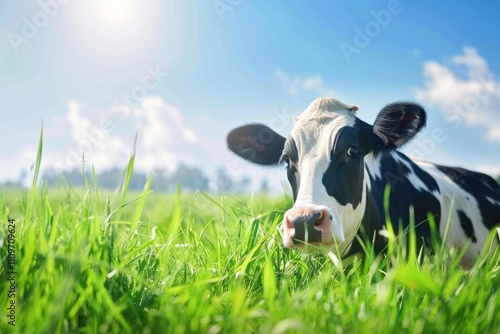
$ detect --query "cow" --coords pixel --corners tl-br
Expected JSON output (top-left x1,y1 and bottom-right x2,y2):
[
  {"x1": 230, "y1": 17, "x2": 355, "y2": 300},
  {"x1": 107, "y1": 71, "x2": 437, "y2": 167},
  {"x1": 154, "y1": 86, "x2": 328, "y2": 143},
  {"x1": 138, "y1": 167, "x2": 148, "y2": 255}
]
[{"x1": 226, "y1": 97, "x2": 500, "y2": 263}]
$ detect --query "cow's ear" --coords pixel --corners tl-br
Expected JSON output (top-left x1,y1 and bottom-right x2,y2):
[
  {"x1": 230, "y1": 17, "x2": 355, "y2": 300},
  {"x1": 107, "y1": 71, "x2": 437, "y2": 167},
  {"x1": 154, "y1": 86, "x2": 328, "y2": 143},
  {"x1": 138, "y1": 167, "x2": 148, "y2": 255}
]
[
  {"x1": 372, "y1": 102, "x2": 426, "y2": 149},
  {"x1": 227, "y1": 123, "x2": 286, "y2": 165}
]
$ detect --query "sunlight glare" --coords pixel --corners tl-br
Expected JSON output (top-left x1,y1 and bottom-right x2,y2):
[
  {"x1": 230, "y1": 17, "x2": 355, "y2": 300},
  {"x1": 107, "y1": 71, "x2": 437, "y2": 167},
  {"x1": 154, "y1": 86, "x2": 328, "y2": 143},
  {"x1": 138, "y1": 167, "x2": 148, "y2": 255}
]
[{"x1": 99, "y1": 0, "x2": 134, "y2": 23}]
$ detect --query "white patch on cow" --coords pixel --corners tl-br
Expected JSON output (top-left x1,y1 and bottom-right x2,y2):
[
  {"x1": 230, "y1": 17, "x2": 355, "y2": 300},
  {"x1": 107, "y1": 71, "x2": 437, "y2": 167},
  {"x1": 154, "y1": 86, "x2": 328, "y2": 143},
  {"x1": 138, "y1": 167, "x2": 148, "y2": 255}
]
[
  {"x1": 364, "y1": 153, "x2": 383, "y2": 190},
  {"x1": 285, "y1": 97, "x2": 365, "y2": 254},
  {"x1": 293, "y1": 97, "x2": 358, "y2": 125},
  {"x1": 414, "y1": 160, "x2": 495, "y2": 262},
  {"x1": 340, "y1": 178, "x2": 367, "y2": 253},
  {"x1": 394, "y1": 154, "x2": 437, "y2": 194},
  {"x1": 486, "y1": 196, "x2": 500, "y2": 206}
]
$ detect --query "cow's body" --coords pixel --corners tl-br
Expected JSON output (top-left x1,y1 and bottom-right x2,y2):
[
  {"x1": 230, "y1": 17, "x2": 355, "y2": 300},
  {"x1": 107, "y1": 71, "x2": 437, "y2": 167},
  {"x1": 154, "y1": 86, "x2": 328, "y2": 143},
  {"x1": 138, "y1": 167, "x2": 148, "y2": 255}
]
[
  {"x1": 354, "y1": 150, "x2": 499, "y2": 260},
  {"x1": 227, "y1": 97, "x2": 500, "y2": 263}
]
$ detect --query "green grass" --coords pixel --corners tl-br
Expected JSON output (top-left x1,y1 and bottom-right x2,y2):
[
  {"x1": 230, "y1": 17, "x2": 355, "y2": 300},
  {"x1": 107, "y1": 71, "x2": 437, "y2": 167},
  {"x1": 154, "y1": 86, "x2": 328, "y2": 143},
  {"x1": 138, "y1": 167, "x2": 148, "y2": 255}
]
[{"x1": 1, "y1": 139, "x2": 499, "y2": 333}]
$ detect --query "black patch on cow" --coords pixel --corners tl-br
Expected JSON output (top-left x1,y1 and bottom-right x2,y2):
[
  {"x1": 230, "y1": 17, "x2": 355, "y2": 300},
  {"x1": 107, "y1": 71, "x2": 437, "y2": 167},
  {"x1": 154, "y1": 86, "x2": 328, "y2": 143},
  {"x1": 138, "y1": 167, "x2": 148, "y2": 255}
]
[
  {"x1": 226, "y1": 123, "x2": 285, "y2": 165},
  {"x1": 282, "y1": 138, "x2": 300, "y2": 200},
  {"x1": 322, "y1": 127, "x2": 364, "y2": 208},
  {"x1": 352, "y1": 119, "x2": 374, "y2": 153},
  {"x1": 368, "y1": 151, "x2": 441, "y2": 239},
  {"x1": 436, "y1": 165, "x2": 500, "y2": 230},
  {"x1": 348, "y1": 180, "x2": 386, "y2": 256},
  {"x1": 287, "y1": 165, "x2": 300, "y2": 201},
  {"x1": 458, "y1": 210, "x2": 477, "y2": 243},
  {"x1": 283, "y1": 137, "x2": 299, "y2": 163}
]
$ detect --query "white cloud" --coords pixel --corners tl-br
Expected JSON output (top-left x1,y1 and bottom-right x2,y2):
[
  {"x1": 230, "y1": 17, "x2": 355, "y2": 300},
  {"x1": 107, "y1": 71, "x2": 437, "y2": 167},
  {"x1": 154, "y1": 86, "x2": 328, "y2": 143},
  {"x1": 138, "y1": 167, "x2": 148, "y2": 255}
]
[
  {"x1": 414, "y1": 47, "x2": 500, "y2": 144},
  {"x1": 133, "y1": 97, "x2": 197, "y2": 149},
  {"x1": 302, "y1": 75, "x2": 323, "y2": 91},
  {"x1": 67, "y1": 100, "x2": 95, "y2": 143},
  {"x1": 475, "y1": 164, "x2": 500, "y2": 178},
  {"x1": 131, "y1": 96, "x2": 198, "y2": 172},
  {"x1": 452, "y1": 47, "x2": 488, "y2": 79},
  {"x1": 273, "y1": 69, "x2": 336, "y2": 97},
  {"x1": 48, "y1": 96, "x2": 198, "y2": 174},
  {"x1": 63, "y1": 99, "x2": 130, "y2": 171}
]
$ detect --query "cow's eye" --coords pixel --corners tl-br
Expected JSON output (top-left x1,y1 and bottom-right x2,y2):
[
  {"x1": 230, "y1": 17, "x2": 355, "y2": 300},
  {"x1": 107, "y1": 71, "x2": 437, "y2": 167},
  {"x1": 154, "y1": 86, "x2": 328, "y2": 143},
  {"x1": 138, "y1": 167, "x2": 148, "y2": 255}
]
[
  {"x1": 279, "y1": 152, "x2": 289, "y2": 165},
  {"x1": 347, "y1": 146, "x2": 359, "y2": 158}
]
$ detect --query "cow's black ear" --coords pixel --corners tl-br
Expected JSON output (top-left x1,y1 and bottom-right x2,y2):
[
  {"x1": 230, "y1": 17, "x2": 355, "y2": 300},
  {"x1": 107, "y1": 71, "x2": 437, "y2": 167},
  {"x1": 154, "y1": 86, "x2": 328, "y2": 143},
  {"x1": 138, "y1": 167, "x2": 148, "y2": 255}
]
[
  {"x1": 372, "y1": 102, "x2": 426, "y2": 149},
  {"x1": 227, "y1": 123, "x2": 286, "y2": 165}
]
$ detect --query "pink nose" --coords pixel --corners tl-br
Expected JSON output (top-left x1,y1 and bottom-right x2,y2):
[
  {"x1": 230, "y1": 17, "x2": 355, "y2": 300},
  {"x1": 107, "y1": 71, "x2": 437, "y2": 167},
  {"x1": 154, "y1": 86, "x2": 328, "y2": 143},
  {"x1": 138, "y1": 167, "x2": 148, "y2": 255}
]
[{"x1": 284, "y1": 206, "x2": 332, "y2": 246}]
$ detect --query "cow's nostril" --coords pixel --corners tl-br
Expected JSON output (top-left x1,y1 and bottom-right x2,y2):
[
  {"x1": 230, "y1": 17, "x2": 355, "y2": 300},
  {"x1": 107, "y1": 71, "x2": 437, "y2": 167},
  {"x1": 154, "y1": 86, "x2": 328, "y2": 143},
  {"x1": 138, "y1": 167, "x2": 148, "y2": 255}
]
[
  {"x1": 288, "y1": 211, "x2": 323, "y2": 244},
  {"x1": 313, "y1": 212, "x2": 323, "y2": 227}
]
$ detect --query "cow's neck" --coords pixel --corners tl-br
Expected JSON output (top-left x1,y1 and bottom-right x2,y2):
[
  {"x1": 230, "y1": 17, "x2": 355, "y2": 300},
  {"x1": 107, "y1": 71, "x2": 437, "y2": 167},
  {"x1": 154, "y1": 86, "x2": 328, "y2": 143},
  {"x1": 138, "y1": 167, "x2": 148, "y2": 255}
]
[{"x1": 346, "y1": 152, "x2": 387, "y2": 255}]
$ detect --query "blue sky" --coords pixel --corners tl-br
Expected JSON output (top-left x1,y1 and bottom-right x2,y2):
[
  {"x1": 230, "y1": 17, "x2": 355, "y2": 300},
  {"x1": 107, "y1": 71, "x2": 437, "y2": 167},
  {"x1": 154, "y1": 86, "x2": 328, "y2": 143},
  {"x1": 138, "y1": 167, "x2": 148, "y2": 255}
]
[{"x1": 1, "y1": 0, "x2": 499, "y2": 190}]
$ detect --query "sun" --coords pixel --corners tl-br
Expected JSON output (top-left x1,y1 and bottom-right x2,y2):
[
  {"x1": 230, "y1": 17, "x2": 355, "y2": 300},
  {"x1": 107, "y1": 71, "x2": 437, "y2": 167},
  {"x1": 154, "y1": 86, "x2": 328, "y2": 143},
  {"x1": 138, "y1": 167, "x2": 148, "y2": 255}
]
[
  {"x1": 97, "y1": 0, "x2": 135, "y2": 23},
  {"x1": 63, "y1": 0, "x2": 162, "y2": 66}
]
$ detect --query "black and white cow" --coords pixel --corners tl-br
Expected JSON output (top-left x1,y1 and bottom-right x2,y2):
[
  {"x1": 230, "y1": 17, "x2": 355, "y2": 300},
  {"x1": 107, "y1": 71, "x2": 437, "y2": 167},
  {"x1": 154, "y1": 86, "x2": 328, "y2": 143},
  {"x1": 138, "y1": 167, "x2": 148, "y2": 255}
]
[{"x1": 227, "y1": 97, "x2": 500, "y2": 262}]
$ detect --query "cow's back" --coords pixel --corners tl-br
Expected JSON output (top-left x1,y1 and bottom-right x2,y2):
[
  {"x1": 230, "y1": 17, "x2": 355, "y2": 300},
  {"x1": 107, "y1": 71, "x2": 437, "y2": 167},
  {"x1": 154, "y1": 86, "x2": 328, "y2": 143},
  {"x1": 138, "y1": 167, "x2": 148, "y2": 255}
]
[
  {"x1": 357, "y1": 151, "x2": 500, "y2": 260},
  {"x1": 415, "y1": 161, "x2": 500, "y2": 259}
]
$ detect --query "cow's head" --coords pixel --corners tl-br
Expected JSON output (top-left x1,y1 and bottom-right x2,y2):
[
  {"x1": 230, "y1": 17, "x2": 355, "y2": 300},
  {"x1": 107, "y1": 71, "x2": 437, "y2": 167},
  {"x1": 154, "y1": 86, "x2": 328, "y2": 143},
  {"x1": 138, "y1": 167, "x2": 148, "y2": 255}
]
[{"x1": 226, "y1": 97, "x2": 426, "y2": 253}]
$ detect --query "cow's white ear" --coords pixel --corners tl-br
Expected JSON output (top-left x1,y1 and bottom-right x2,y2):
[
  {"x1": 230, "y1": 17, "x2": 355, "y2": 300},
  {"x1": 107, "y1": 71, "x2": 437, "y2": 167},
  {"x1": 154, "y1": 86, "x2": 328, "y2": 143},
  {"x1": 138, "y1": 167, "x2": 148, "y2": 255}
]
[
  {"x1": 227, "y1": 123, "x2": 286, "y2": 165},
  {"x1": 372, "y1": 102, "x2": 426, "y2": 148}
]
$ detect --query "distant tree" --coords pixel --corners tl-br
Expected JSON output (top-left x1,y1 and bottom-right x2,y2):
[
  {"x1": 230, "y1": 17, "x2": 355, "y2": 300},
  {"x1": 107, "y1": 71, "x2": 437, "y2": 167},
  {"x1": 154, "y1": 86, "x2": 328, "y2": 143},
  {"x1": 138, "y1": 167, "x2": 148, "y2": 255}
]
[
  {"x1": 129, "y1": 171, "x2": 148, "y2": 190},
  {"x1": 169, "y1": 165, "x2": 209, "y2": 192},
  {"x1": 152, "y1": 169, "x2": 169, "y2": 191},
  {"x1": 18, "y1": 169, "x2": 28, "y2": 186},
  {"x1": 237, "y1": 176, "x2": 251, "y2": 193},
  {"x1": 0, "y1": 180, "x2": 21, "y2": 187},
  {"x1": 42, "y1": 167, "x2": 86, "y2": 187},
  {"x1": 497, "y1": 174, "x2": 500, "y2": 184},
  {"x1": 42, "y1": 168, "x2": 57, "y2": 187},
  {"x1": 97, "y1": 168, "x2": 121, "y2": 189},
  {"x1": 214, "y1": 168, "x2": 234, "y2": 193},
  {"x1": 42, "y1": 167, "x2": 148, "y2": 190},
  {"x1": 259, "y1": 178, "x2": 270, "y2": 194},
  {"x1": 0, "y1": 169, "x2": 28, "y2": 187},
  {"x1": 40, "y1": 164, "x2": 241, "y2": 193}
]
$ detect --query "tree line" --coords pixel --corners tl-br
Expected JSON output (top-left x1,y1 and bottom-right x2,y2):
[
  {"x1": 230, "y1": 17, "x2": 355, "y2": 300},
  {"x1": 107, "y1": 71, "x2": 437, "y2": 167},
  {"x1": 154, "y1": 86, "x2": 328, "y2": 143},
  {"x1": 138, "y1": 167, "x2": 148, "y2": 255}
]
[{"x1": 36, "y1": 165, "x2": 267, "y2": 193}]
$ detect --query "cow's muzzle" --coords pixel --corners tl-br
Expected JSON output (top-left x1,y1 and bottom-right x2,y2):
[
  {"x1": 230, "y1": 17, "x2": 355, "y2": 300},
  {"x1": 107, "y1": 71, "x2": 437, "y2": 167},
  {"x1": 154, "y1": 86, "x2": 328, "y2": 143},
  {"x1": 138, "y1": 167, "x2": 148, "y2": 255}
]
[{"x1": 283, "y1": 206, "x2": 332, "y2": 247}]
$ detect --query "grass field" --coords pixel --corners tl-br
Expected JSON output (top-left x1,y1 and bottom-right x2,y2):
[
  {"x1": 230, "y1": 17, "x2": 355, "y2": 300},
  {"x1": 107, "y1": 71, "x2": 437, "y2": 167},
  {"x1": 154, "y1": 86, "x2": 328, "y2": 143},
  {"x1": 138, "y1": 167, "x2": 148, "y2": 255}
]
[{"x1": 1, "y1": 141, "x2": 499, "y2": 333}]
